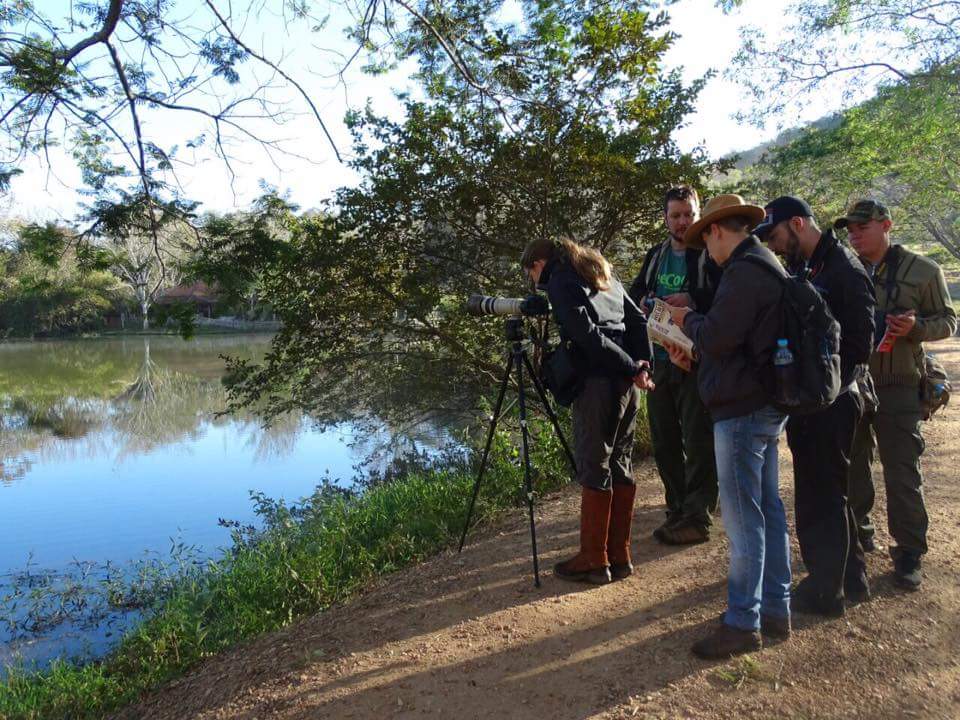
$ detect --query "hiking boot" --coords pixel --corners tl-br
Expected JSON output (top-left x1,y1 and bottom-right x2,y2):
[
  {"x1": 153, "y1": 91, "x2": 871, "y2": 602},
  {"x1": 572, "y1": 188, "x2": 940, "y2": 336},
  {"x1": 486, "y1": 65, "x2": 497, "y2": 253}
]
[
  {"x1": 554, "y1": 487, "x2": 612, "y2": 585},
  {"x1": 692, "y1": 623, "x2": 761, "y2": 660},
  {"x1": 652, "y1": 515, "x2": 678, "y2": 542},
  {"x1": 607, "y1": 484, "x2": 637, "y2": 580},
  {"x1": 844, "y1": 573, "x2": 872, "y2": 605},
  {"x1": 761, "y1": 613, "x2": 791, "y2": 640},
  {"x1": 659, "y1": 517, "x2": 709, "y2": 546},
  {"x1": 716, "y1": 612, "x2": 791, "y2": 640},
  {"x1": 893, "y1": 553, "x2": 922, "y2": 591},
  {"x1": 792, "y1": 579, "x2": 845, "y2": 618},
  {"x1": 845, "y1": 585, "x2": 872, "y2": 605}
]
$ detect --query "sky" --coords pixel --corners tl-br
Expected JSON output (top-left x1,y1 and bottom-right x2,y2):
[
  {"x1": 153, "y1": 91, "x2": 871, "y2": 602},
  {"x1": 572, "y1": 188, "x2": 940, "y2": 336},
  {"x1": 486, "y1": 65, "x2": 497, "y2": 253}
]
[{"x1": 3, "y1": 0, "x2": 856, "y2": 222}]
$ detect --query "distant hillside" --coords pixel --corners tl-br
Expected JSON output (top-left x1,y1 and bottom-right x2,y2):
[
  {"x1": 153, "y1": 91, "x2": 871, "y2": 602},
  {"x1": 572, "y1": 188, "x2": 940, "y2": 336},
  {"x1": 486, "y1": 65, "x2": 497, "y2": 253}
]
[{"x1": 722, "y1": 113, "x2": 843, "y2": 169}]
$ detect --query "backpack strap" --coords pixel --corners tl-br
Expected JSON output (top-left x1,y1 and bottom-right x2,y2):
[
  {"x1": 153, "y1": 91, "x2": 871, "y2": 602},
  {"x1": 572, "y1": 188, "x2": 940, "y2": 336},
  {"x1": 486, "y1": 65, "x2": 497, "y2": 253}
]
[
  {"x1": 880, "y1": 245, "x2": 914, "y2": 310},
  {"x1": 736, "y1": 252, "x2": 789, "y2": 284},
  {"x1": 643, "y1": 240, "x2": 668, "y2": 290},
  {"x1": 693, "y1": 249, "x2": 709, "y2": 291}
]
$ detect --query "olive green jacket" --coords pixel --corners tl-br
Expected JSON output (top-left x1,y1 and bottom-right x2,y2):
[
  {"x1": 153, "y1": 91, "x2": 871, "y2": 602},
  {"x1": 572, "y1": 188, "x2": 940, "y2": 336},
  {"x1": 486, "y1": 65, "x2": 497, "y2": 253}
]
[{"x1": 870, "y1": 244, "x2": 957, "y2": 388}]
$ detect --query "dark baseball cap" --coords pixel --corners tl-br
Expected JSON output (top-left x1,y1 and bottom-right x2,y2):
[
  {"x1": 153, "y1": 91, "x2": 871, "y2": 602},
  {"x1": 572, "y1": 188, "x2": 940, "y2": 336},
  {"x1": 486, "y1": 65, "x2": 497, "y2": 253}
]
[
  {"x1": 752, "y1": 196, "x2": 814, "y2": 239},
  {"x1": 833, "y1": 199, "x2": 891, "y2": 229}
]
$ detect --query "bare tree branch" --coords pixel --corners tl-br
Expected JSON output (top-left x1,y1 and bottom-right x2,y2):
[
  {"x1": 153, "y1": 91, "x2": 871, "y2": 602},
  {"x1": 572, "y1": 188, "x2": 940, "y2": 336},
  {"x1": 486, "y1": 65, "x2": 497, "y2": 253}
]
[{"x1": 203, "y1": 0, "x2": 343, "y2": 163}]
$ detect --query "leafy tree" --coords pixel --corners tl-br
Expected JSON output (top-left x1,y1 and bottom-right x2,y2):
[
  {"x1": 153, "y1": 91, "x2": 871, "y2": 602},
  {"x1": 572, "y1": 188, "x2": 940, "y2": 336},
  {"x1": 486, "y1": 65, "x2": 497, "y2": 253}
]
[
  {"x1": 0, "y1": 224, "x2": 126, "y2": 336},
  {"x1": 200, "y1": 1, "x2": 713, "y2": 425},
  {"x1": 99, "y1": 212, "x2": 195, "y2": 329},
  {"x1": 721, "y1": 0, "x2": 959, "y2": 124},
  {"x1": 0, "y1": 0, "x2": 548, "y2": 286},
  {"x1": 714, "y1": 1, "x2": 959, "y2": 260},
  {"x1": 727, "y1": 72, "x2": 960, "y2": 260},
  {"x1": 3, "y1": 1, "x2": 713, "y2": 426}
]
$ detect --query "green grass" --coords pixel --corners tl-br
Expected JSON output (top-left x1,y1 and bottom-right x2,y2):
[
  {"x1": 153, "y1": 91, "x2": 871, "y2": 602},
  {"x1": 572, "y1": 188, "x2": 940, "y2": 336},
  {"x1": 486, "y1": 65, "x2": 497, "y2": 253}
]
[{"x1": 0, "y1": 413, "x2": 598, "y2": 719}]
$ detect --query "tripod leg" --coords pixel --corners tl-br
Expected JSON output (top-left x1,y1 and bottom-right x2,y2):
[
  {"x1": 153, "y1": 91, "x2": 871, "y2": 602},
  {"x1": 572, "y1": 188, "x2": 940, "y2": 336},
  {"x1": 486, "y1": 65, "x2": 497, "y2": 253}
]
[
  {"x1": 515, "y1": 350, "x2": 542, "y2": 588},
  {"x1": 458, "y1": 353, "x2": 514, "y2": 553},
  {"x1": 522, "y1": 353, "x2": 577, "y2": 476}
]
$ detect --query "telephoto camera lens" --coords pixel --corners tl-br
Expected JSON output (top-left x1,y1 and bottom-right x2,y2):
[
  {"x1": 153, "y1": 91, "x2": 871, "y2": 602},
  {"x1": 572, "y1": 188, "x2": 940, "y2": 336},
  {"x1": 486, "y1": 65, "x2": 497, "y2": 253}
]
[{"x1": 466, "y1": 294, "x2": 525, "y2": 316}]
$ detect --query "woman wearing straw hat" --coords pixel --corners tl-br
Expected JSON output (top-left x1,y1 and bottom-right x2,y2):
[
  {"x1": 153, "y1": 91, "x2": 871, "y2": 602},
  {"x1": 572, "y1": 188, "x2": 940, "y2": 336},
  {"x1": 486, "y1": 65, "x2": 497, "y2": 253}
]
[{"x1": 663, "y1": 195, "x2": 793, "y2": 659}]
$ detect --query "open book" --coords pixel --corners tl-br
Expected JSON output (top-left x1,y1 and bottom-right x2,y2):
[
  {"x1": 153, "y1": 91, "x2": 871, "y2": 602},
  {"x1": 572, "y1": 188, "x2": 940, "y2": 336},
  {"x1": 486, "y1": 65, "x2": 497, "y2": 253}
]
[{"x1": 647, "y1": 298, "x2": 695, "y2": 359}]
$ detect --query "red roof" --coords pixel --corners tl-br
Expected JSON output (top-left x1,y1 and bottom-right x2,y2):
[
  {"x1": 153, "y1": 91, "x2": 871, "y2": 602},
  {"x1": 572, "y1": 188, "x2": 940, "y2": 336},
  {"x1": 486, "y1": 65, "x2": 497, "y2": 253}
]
[{"x1": 156, "y1": 281, "x2": 218, "y2": 304}]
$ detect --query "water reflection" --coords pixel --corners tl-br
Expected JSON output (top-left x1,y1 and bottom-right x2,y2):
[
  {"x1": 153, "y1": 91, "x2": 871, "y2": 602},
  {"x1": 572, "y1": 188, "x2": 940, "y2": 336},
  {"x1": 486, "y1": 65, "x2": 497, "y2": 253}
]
[
  {"x1": 0, "y1": 337, "x2": 290, "y2": 470},
  {"x1": 0, "y1": 335, "x2": 452, "y2": 670}
]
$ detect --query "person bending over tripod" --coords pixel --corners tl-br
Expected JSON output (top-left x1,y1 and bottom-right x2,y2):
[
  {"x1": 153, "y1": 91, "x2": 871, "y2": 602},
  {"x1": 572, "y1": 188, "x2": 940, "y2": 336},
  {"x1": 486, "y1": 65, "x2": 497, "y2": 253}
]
[{"x1": 520, "y1": 238, "x2": 655, "y2": 585}]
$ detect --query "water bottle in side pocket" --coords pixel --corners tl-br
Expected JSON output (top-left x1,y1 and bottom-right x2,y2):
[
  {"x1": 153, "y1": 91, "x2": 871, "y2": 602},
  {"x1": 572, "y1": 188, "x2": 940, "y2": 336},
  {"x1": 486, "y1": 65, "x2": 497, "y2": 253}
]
[{"x1": 773, "y1": 338, "x2": 801, "y2": 407}]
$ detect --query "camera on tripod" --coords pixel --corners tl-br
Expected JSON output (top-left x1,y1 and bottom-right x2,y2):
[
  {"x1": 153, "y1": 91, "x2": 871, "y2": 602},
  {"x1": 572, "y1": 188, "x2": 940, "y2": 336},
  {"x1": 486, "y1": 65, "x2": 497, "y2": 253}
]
[
  {"x1": 459, "y1": 291, "x2": 574, "y2": 588},
  {"x1": 466, "y1": 293, "x2": 550, "y2": 318}
]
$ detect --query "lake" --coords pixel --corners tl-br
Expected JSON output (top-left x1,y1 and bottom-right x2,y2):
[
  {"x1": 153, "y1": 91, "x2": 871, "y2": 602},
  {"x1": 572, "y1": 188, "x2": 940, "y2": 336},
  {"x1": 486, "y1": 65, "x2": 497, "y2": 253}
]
[{"x1": 0, "y1": 335, "x2": 445, "y2": 669}]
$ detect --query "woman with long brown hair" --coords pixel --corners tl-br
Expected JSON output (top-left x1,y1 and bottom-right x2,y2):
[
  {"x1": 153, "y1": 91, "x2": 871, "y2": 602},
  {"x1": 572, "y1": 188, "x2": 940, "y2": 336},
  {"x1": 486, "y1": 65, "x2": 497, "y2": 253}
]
[{"x1": 521, "y1": 237, "x2": 654, "y2": 584}]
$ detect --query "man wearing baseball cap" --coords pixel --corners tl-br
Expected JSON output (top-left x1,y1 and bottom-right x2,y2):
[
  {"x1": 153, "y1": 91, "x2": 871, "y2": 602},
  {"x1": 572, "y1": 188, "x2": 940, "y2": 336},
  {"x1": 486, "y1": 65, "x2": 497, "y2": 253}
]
[
  {"x1": 837, "y1": 199, "x2": 957, "y2": 590},
  {"x1": 665, "y1": 194, "x2": 791, "y2": 658},
  {"x1": 755, "y1": 196, "x2": 876, "y2": 615}
]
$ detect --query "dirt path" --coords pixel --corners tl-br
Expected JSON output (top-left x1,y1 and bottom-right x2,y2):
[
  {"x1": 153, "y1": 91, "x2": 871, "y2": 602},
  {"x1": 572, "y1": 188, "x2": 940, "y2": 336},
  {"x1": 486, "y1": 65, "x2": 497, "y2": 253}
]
[{"x1": 117, "y1": 339, "x2": 960, "y2": 720}]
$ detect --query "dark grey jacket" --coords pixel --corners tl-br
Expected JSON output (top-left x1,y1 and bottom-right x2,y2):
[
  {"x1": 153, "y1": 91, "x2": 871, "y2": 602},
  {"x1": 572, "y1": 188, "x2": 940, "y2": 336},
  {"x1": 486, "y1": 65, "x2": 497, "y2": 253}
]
[
  {"x1": 684, "y1": 236, "x2": 784, "y2": 421},
  {"x1": 541, "y1": 258, "x2": 650, "y2": 379},
  {"x1": 799, "y1": 230, "x2": 876, "y2": 388}
]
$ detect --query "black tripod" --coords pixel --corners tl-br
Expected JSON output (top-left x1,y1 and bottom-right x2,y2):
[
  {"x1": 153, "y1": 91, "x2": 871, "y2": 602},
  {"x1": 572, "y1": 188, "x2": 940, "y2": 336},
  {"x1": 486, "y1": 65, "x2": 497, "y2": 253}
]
[{"x1": 458, "y1": 316, "x2": 577, "y2": 587}]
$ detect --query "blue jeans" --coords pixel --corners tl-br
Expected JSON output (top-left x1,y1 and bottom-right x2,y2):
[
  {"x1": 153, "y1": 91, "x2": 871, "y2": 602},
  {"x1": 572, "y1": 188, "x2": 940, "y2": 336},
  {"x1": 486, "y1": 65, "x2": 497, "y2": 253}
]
[{"x1": 714, "y1": 405, "x2": 790, "y2": 631}]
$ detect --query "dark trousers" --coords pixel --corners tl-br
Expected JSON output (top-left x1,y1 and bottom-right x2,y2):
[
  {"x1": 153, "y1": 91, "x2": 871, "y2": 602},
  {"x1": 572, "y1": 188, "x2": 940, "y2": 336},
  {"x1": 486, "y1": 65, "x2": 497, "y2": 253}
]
[
  {"x1": 786, "y1": 390, "x2": 867, "y2": 600},
  {"x1": 571, "y1": 375, "x2": 640, "y2": 490},
  {"x1": 848, "y1": 385, "x2": 928, "y2": 557},
  {"x1": 646, "y1": 359, "x2": 718, "y2": 524}
]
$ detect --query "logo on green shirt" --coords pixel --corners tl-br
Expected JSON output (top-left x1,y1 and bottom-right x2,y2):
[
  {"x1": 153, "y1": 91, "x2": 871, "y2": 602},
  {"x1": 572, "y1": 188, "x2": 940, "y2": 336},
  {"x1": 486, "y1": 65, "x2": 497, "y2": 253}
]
[{"x1": 655, "y1": 250, "x2": 687, "y2": 298}]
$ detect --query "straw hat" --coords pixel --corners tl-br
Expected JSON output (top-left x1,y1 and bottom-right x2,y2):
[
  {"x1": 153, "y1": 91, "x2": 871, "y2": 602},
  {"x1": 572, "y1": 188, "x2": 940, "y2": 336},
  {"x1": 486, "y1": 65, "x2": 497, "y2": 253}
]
[{"x1": 683, "y1": 194, "x2": 765, "y2": 249}]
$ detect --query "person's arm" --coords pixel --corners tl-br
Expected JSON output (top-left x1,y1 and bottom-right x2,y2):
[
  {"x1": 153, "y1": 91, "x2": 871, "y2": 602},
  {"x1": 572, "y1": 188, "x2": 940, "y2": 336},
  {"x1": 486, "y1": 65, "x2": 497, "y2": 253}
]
[
  {"x1": 549, "y1": 278, "x2": 643, "y2": 377},
  {"x1": 682, "y1": 263, "x2": 760, "y2": 357},
  {"x1": 623, "y1": 291, "x2": 651, "y2": 363},
  {"x1": 838, "y1": 268, "x2": 876, "y2": 378},
  {"x1": 688, "y1": 251, "x2": 720, "y2": 313},
  {"x1": 907, "y1": 265, "x2": 958, "y2": 342}
]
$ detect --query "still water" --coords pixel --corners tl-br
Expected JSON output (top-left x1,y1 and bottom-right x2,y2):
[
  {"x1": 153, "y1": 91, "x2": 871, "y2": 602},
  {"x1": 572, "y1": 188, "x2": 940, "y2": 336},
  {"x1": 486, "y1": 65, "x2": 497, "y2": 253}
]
[{"x1": 0, "y1": 335, "x2": 438, "y2": 669}]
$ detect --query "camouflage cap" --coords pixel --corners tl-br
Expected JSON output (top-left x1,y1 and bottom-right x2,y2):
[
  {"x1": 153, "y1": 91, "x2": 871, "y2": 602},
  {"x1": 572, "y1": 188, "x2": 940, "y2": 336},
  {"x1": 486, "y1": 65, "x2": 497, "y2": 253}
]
[{"x1": 833, "y1": 199, "x2": 891, "y2": 229}]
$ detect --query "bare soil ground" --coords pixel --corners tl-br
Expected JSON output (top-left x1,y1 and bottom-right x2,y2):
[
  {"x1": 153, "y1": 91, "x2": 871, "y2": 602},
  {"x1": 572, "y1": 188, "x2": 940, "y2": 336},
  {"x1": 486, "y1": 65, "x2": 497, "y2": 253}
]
[{"x1": 117, "y1": 338, "x2": 960, "y2": 720}]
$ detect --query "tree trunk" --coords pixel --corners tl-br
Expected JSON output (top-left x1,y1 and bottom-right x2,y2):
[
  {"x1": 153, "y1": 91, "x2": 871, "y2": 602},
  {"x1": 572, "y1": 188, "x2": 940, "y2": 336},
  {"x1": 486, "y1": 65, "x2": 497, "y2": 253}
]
[
  {"x1": 141, "y1": 301, "x2": 150, "y2": 330},
  {"x1": 922, "y1": 218, "x2": 960, "y2": 261}
]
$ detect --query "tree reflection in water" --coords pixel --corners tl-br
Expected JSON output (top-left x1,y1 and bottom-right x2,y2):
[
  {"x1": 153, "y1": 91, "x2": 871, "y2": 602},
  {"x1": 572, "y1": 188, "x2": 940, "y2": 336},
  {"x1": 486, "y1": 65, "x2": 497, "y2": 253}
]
[
  {"x1": 0, "y1": 336, "x2": 308, "y2": 470},
  {"x1": 0, "y1": 335, "x2": 467, "y2": 669}
]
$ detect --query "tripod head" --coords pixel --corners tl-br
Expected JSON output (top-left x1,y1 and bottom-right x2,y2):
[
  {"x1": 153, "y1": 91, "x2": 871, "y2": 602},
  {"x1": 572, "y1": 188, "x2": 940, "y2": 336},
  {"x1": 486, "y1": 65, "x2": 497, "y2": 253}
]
[{"x1": 504, "y1": 316, "x2": 526, "y2": 343}]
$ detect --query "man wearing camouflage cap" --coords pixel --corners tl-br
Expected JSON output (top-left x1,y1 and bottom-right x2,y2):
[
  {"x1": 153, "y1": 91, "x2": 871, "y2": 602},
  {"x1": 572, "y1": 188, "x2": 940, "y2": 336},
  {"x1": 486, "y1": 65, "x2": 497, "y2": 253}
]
[{"x1": 838, "y1": 200, "x2": 957, "y2": 590}]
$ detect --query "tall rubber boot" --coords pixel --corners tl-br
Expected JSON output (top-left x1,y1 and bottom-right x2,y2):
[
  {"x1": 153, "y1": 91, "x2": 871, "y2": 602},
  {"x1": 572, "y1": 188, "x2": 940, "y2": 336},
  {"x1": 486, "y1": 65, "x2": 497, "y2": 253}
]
[
  {"x1": 554, "y1": 487, "x2": 612, "y2": 584},
  {"x1": 608, "y1": 483, "x2": 637, "y2": 579}
]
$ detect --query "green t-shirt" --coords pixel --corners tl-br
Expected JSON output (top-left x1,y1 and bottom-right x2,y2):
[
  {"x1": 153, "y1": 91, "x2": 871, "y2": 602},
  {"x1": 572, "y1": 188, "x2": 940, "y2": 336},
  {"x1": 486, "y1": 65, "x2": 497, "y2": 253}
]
[
  {"x1": 655, "y1": 247, "x2": 687, "y2": 298},
  {"x1": 653, "y1": 248, "x2": 688, "y2": 358}
]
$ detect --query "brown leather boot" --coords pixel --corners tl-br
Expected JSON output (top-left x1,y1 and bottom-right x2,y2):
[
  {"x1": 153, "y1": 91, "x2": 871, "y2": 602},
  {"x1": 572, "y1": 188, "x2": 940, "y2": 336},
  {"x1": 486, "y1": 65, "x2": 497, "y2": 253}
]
[
  {"x1": 554, "y1": 487, "x2": 612, "y2": 585},
  {"x1": 691, "y1": 622, "x2": 762, "y2": 659},
  {"x1": 608, "y1": 483, "x2": 637, "y2": 580}
]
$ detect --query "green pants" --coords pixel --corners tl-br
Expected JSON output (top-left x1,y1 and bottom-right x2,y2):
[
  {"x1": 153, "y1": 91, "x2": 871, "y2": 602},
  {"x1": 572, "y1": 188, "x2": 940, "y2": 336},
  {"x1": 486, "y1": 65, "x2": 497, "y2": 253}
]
[
  {"x1": 646, "y1": 359, "x2": 718, "y2": 525},
  {"x1": 848, "y1": 384, "x2": 929, "y2": 556}
]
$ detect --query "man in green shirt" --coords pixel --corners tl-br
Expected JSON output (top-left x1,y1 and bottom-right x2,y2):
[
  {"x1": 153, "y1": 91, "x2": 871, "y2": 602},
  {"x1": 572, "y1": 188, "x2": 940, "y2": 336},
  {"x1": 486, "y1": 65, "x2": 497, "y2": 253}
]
[
  {"x1": 629, "y1": 185, "x2": 720, "y2": 544},
  {"x1": 840, "y1": 200, "x2": 958, "y2": 590}
]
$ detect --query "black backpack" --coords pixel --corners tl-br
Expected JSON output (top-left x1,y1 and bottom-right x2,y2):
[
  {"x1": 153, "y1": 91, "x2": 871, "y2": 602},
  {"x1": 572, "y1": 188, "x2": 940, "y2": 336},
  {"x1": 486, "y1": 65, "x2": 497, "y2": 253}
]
[{"x1": 739, "y1": 254, "x2": 843, "y2": 415}]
